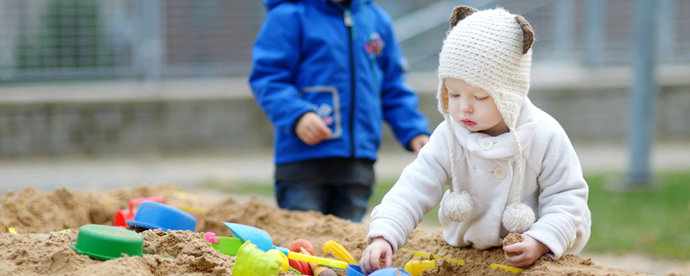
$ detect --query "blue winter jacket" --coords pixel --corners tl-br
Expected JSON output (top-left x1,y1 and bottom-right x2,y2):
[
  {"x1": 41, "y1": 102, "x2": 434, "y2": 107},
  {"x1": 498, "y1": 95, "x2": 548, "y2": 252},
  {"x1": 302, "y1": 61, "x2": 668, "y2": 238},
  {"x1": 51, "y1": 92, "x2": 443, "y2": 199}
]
[{"x1": 249, "y1": 0, "x2": 430, "y2": 165}]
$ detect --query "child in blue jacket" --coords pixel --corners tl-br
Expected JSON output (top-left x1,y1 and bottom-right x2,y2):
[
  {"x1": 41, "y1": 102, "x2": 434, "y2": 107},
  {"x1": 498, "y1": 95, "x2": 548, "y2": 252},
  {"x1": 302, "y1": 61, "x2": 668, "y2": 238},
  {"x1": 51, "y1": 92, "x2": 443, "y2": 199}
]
[{"x1": 249, "y1": 0, "x2": 430, "y2": 222}]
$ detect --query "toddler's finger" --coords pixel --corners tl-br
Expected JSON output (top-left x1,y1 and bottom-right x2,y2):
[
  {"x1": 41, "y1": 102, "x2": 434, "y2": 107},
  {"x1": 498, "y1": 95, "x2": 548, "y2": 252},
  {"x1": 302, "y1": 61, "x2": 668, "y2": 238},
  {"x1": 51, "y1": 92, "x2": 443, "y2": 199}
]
[
  {"x1": 362, "y1": 250, "x2": 375, "y2": 275},
  {"x1": 359, "y1": 251, "x2": 368, "y2": 274},
  {"x1": 317, "y1": 123, "x2": 331, "y2": 138},
  {"x1": 503, "y1": 243, "x2": 524, "y2": 253},
  {"x1": 301, "y1": 133, "x2": 316, "y2": 145},
  {"x1": 384, "y1": 251, "x2": 392, "y2": 269}
]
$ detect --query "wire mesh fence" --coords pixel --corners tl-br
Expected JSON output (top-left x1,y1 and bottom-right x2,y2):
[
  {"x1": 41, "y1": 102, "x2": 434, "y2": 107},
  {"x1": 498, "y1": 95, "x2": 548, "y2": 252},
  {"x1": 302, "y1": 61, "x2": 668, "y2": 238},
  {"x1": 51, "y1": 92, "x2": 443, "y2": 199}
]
[{"x1": 0, "y1": 0, "x2": 688, "y2": 83}]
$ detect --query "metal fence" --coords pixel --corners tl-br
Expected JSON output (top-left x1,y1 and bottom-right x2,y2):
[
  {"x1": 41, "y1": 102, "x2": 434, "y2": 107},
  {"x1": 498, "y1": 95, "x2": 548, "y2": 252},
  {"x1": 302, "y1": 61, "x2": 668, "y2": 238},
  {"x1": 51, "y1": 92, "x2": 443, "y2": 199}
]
[{"x1": 0, "y1": 0, "x2": 688, "y2": 83}]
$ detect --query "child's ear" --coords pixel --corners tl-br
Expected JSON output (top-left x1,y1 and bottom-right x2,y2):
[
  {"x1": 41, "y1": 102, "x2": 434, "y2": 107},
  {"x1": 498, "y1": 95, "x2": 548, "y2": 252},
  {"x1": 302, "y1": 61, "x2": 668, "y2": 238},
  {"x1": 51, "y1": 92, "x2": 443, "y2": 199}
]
[
  {"x1": 449, "y1": 5, "x2": 477, "y2": 29},
  {"x1": 515, "y1": 15, "x2": 534, "y2": 54}
]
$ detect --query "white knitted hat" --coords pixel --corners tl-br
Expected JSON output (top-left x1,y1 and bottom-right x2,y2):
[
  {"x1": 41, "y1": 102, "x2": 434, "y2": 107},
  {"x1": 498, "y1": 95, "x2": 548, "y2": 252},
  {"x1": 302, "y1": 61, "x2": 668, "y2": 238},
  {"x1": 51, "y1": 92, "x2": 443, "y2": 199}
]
[{"x1": 437, "y1": 6, "x2": 536, "y2": 233}]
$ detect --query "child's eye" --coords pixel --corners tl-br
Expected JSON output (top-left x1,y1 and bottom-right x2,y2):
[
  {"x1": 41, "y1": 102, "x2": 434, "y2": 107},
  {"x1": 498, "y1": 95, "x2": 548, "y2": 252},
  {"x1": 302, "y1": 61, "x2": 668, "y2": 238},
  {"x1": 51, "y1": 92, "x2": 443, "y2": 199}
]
[
  {"x1": 449, "y1": 94, "x2": 460, "y2": 98},
  {"x1": 475, "y1": 96, "x2": 490, "y2": 101}
]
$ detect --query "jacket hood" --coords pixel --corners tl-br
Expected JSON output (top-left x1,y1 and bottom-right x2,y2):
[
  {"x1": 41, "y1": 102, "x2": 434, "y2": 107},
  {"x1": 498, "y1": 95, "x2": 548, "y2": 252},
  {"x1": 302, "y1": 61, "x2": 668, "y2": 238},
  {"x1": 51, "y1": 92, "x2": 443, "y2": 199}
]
[{"x1": 262, "y1": 0, "x2": 372, "y2": 11}]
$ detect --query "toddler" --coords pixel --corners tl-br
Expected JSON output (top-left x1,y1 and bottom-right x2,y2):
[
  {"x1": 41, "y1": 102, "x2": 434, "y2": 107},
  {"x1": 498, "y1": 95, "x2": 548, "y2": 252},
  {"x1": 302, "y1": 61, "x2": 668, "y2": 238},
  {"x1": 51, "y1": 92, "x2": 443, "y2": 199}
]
[{"x1": 360, "y1": 5, "x2": 591, "y2": 273}]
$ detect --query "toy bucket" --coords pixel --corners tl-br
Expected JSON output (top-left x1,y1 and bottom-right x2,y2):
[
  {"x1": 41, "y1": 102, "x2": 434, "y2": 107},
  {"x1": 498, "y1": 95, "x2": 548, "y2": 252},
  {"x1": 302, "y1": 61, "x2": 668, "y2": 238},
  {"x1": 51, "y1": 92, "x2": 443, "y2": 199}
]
[
  {"x1": 232, "y1": 241, "x2": 282, "y2": 276},
  {"x1": 347, "y1": 264, "x2": 365, "y2": 276},
  {"x1": 113, "y1": 196, "x2": 165, "y2": 227},
  {"x1": 69, "y1": 224, "x2": 144, "y2": 260},
  {"x1": 126, "y1": 201, "x2": 196, "y2": 231},
  {"x1": 370, "y1": 268, "x2": 413, "y2": 276}
]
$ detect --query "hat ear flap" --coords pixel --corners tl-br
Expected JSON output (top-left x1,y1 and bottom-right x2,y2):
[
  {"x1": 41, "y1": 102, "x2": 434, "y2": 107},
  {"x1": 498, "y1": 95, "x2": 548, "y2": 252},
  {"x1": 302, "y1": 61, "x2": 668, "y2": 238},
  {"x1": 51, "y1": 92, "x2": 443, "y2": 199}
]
[
  {"x1": 449, "y1": 5, "x2": 478, "y2": 29},
  {"x1": 515, "y1": 15, "x2": 535, "y2": 54},
  {"x1": 439, "y1": 80, "x2": 449, "y2": 114}
]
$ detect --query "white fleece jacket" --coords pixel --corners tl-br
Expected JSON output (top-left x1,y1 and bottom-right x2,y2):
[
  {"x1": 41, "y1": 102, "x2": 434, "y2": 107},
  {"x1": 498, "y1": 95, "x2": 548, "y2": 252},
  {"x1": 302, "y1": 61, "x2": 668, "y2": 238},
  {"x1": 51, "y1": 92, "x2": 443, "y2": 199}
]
[{"x1": 367, "y1": 98, "x2": 591, "y2": 259}]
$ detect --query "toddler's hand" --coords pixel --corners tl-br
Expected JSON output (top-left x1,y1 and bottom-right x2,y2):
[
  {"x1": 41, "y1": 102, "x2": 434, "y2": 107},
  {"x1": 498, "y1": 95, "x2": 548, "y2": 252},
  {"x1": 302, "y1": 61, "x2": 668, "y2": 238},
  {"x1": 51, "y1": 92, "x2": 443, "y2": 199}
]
[
  {"x1": 360, "y1": 237, "x2": 393, "y2": 275},
  {"x1": 503, "y1": 234, "x2": 550, "y2": 268},
  {"x1": 296, "y1": 112, "x2": 332, "y2": 145},
  {"x1": 409, "y1": 134, "x2": 429, "y2": 155}
]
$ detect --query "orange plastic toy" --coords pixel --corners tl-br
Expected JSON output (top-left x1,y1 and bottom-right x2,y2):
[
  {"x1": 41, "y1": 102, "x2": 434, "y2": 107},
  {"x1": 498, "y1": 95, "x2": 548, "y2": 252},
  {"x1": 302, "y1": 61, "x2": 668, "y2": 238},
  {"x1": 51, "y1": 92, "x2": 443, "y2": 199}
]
[{"x1": 288, "y1": 239, "x2": 315, "y2": 256}]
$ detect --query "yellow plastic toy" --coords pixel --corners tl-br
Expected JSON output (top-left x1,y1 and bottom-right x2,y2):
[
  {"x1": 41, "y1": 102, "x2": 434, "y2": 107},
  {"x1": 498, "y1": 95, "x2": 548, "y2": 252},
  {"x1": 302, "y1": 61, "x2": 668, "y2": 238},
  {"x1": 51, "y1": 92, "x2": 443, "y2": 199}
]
[
  {"x1": 399, "y1": 248, "x2": 522, "y2": 274},
  {"x1": 286, "y1": 251, "x2": 348, "y2": 270},
  {"x1": 323, "y1": 240, "x2": 357, "y2": 265},
  {"x1": 232, "y1": 241, "x2": 282, "y2": 276},
  {"x1": 490, "y1": 264, "x2": 524, "y2": 274},
  {"x1": 403, "y1": 260, "x2": 435, "y2": 276},
  {"x1": 266, "y1": 249, "x2": 290, "y2": 272},
  {"x1": 8, "y1": 227, "x2": 17, "y2": 235}
]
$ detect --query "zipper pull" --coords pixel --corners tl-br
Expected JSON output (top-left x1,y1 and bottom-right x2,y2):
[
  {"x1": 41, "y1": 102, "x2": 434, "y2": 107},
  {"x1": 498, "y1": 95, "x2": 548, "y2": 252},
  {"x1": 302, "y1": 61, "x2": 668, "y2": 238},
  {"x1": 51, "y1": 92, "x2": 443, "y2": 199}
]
[{"x1": 344, "y1": 9, "x2": 353, "y2": 27}]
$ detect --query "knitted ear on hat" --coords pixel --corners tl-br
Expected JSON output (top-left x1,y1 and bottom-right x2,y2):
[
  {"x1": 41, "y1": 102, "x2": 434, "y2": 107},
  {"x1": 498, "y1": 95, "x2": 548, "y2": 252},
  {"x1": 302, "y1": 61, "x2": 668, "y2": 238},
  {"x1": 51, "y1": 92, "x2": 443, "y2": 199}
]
[
  {"x1": 515, "y1": 15, "x2": 535, "y2": 54},
  {"x1": 437, "y1": 5, "x2": 477, "y2": 117},
  {"x1": 449, "y1": 5, "x2": 478, "y2": 29}
]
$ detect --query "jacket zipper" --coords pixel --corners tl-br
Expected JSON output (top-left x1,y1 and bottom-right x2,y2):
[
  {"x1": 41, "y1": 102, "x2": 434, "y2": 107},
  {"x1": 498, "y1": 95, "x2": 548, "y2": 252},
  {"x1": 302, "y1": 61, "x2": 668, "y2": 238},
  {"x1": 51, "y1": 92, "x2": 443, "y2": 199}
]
[{"x1": 344, "y1": 9, "x2": 356, "y2": 158}]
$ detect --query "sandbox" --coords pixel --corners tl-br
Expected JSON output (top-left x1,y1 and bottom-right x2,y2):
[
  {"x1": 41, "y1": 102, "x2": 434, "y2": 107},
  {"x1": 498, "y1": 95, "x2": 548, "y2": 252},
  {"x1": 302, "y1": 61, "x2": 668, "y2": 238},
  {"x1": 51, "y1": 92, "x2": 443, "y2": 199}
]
[{"x1": 0, "y1": 185, "x2": 661, "y2": 275}]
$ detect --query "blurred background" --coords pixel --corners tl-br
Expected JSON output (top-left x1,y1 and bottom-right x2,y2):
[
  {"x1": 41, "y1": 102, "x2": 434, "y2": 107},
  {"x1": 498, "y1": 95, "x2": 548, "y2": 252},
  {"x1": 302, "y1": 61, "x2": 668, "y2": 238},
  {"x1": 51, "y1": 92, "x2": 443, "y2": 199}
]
[{"x1": 0, "y1": 0, "x2": 689, "y2": 274}]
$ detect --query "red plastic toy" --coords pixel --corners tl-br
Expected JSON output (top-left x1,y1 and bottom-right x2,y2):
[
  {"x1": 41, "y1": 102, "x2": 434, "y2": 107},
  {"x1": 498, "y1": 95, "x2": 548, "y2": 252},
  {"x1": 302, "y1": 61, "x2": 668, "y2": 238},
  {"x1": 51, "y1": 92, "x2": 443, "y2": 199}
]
[{"x1": 113, "y1": 196, "x2": 166, "y2": 227}]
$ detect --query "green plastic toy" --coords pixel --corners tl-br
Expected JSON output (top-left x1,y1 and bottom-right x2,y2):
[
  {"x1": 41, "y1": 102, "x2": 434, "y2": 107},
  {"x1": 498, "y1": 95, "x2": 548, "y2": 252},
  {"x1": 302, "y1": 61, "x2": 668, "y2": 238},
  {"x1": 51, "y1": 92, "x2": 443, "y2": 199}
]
[{"x1": 69, "y1": 224, "x2": 144, "y2": 260}]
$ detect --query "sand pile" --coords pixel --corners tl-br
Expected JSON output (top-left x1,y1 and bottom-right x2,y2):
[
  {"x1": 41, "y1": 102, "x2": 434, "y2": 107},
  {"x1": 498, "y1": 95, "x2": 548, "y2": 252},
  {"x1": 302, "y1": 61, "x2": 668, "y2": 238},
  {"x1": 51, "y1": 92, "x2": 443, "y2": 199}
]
[{"x1": 0, "y1": 186, "x2": 656, "y2": 275}]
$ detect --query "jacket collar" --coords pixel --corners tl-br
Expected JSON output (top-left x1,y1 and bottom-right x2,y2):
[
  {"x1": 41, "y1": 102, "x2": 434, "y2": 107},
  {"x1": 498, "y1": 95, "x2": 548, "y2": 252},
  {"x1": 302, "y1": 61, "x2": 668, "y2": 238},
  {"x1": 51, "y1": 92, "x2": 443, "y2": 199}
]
[
  {"x1": 451, "y1": 98, "x2": 538, "y2": 161},
  {"x1": 263, "y1": 0, "x2": 370, "y2": 13}
]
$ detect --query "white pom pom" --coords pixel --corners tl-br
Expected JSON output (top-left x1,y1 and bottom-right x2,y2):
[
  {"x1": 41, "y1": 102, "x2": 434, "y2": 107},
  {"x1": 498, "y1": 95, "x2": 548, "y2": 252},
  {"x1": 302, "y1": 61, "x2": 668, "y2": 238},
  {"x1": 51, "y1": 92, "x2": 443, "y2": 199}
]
[
  {"x1": 502, "y1": 203, "x2": 535, "y2": 233},
  {"x1": 442, "y1": 191, "x2": 474, "y2": 222}
]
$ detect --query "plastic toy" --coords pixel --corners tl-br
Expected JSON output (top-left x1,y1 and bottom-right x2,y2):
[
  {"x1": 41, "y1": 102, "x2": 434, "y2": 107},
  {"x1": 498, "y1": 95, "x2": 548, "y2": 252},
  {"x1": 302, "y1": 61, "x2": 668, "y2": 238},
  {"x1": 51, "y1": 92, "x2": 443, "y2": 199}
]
[
  {"x1": 399, "y1": 248, "x2": 522, "y2": 274},
  {"x1": 232, "y1": 241, "x2": 282, "y2": 276},
  {"x1": 286, "y1": 251, "x2": 347, "y2": 270},
  {"x1": 370, "y1": 268, "x2": 412, "y2": 276},
  {"x1": 274, "y1": 247, "x2": 347, "y2": 270},
  {"x1": 266, "y1": 249, "x2": 290, "y2": 272},
  {"x1": 224, "y1": 222, "x2": 274, "y2": 252},
  {"x1": 178, "y1": 204, "x2": 207, "y2": 214},
  {"x1": 7, "y1": 227, "x2": 17, "y2": 235},
  {"x1": 288, "y1": 239, "x2": 315, "y2": 255},
  {"x1": 126, "y1": 201, "x2": 196, "y2": 231},
  {"x1": 403, "y1": 260, "x2": 435, "y2": 275},
  {"x1": 301, "y1": 247, "x2": 336, "y2": 276},
  {"x1": 69, "y1": 224, "x2": 144, "y2": 260},
  {"x1": 346, "y1": 264, "x2": 365, "y2": 276},
  {"x1": 490, "y1": 263, "x2": 524, "y2": 274},
  {"x1": 289, "y1": 258, "x2": 312, "y2": 275},
  {"x1": 313, "y1": 266, "x2": 338, "y2": 276},
  {"x1": 323, "y1": 240, "x2": 357, "y2": 265},
  {"x1": 113, "y1": 196, "x2": 165, "y2": 227},
  {"x1": 205, "y1": 232, "x2": 243, "y2": 256}
]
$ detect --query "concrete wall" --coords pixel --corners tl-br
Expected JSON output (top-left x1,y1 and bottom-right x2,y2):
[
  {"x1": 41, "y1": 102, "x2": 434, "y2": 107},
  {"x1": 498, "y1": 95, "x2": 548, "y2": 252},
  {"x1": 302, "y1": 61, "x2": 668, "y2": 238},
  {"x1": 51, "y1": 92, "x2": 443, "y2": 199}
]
[{"x1": 0, "y1": 65, "x2": 689, "y2": 158}]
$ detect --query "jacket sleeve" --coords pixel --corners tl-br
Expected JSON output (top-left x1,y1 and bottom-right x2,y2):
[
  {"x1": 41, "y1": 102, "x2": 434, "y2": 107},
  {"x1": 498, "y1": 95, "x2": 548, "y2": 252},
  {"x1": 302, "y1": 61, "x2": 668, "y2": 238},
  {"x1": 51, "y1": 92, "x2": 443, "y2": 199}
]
[
  {"x1": 249, "y1": 8, "x2": 314, "y2": 138},
  {"x1": 375, "y1": 10, "x2": 430, "y2": 150},
  {"x1": 524, "y1": 129, "x2": 592, "y2": 259},
  {"x1": 367, "y1": 121, "x2": 453, "y2": 251}
]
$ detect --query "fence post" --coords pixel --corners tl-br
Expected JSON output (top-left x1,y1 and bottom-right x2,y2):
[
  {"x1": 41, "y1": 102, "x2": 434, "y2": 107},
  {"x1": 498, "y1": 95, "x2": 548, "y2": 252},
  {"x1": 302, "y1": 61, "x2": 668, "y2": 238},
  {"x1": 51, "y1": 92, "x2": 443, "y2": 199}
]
[
  {"x1": 139, "y1": 0, "x2": 165, "y2": 92},
  {"x1": 586, "y1": 0, "x2": 604, "y2": 67},
  {"x1": 657, "y1": 0, "x2": 676, "y2": 59},
  {"x1": 553, "y1": 0, "x2": 574, "y2": 61},
  {"x1": 625, "y1": 0, "x2": 658, "y2": 187}
]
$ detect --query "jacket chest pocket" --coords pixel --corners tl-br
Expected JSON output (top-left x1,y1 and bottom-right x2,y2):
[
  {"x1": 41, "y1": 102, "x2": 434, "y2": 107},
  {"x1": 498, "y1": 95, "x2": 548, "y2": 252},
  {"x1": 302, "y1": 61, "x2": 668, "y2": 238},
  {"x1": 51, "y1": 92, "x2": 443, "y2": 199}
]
[{"x1": 302, "y1": 86, "x2": 342, "y2": 139}]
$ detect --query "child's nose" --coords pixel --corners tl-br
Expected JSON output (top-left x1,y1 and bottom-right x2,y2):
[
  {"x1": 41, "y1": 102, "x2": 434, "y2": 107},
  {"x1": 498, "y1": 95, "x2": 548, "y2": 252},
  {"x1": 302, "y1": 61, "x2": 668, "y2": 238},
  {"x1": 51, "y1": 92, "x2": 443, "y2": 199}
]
[{"x1": 460, "y1": 99, "x2": 473, "y2": 113}]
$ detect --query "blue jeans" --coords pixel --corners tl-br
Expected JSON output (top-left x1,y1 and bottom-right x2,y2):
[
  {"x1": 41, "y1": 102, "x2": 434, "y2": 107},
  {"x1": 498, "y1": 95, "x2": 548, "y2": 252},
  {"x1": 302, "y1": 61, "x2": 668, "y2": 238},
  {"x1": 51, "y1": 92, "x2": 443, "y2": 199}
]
[{"x1": 275, "y1": 181, "x2": 373, "y2": 223}]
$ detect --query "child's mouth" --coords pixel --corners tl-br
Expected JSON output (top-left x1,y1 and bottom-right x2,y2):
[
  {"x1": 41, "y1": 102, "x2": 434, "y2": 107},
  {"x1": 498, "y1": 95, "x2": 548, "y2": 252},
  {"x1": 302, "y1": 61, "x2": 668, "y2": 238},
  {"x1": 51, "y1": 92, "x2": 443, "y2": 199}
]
[{"x1": 461, "y1": 119, "x2": 476, "y2": 126}]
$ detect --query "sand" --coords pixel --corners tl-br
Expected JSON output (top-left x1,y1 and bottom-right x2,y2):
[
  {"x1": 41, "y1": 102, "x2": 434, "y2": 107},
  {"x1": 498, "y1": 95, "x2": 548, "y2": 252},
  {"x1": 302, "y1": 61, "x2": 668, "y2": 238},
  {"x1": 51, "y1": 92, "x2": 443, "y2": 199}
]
[{"x1": 0, "y1": 185, "x2": 668, "y2": 276}]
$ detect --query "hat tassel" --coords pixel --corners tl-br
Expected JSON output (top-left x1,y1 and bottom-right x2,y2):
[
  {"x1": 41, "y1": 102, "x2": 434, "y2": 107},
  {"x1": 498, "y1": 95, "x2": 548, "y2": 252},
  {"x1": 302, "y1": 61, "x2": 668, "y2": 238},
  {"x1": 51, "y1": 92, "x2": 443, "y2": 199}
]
[
  {"x1": 501, "y1": 130, "x2": 535, "y2": 233},
  {"x1": 442, "y1": 116, "x2": 474, "y2": 222}
]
